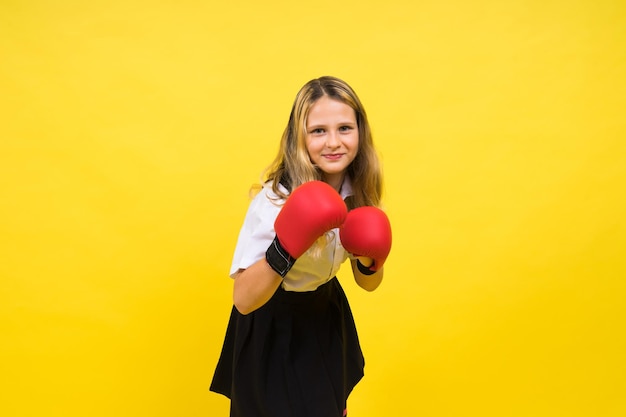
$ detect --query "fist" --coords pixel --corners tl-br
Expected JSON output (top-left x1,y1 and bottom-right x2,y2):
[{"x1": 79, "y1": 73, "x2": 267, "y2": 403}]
[
  {"x1": 340, "y1": 206, "x2": 392, "y2": 271},
  {"x1": 266, "y1": 181, "x2": 347, "y2": 277},
  {"x1": 275, "y1": 181, "x2": 347, "y2": 258}
]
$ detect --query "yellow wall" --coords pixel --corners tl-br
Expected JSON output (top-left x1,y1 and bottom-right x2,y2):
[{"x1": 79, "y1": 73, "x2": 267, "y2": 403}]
[{"x1": 1, "y1": 1, "x2": 625, "y2": 416}]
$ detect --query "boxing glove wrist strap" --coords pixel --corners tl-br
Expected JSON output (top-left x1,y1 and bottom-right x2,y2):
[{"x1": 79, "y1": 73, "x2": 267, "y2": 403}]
[
  {"x1": 356, "y1": 259, "x2": 376, "y2": 275},
  {"x1": 265, "y1": 236, "x2": 297, "y2": 278}
]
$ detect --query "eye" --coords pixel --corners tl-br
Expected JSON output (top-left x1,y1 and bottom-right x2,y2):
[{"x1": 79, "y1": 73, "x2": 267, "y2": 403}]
[
  {"x1": 339, "y1": 125, "x2": 354, "y2": 132},
  {"x1": 310, "y1": 128, "x2": 325, "y2": 134}
]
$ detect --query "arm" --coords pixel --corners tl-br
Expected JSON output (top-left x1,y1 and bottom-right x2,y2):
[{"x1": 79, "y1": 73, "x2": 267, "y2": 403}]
[
  {"x1": 351, "y1": 257, "x2": 383, "y2": 292},
  {"x1": 233, "y1": 260, "x2": 282, "y2": 315},
  {"x1": 232, "y1": 181, "x2": 347, "y2": 315}
]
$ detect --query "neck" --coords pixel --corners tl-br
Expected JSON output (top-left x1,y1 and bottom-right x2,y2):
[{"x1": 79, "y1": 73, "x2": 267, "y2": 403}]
[{"x1": 323, "y1": 174, "x2": 344, "y2": 193}]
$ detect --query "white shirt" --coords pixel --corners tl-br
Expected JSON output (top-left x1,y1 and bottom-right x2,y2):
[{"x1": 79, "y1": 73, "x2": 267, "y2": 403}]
[{"x1": 230, "y1": 179, "x2": 353, "y2": 292}]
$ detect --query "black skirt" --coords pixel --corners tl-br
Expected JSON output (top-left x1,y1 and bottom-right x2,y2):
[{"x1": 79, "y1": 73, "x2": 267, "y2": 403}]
[{"x1": 210, "y1": 277, "x2": 365, "y2": 417}]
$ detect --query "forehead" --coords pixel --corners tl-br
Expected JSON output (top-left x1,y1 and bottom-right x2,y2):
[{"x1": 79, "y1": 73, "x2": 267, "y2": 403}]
[{"x1": 307, "y1": 96, "x2": 356, "y2": 125}]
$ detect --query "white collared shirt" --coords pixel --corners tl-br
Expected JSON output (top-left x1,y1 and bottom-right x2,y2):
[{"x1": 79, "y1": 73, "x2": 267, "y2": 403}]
[{"x1": 230, "y1": 179, "x2": 353, "y2": 292}]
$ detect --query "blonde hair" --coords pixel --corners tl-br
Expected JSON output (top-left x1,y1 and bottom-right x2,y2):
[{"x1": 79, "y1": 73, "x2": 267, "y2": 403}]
[{"x1": 263, "y1": 76, "x2": 383, "y2": 209}]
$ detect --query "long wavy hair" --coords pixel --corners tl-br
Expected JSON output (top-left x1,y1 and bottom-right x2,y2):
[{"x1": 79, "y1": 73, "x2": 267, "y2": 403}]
[{"x1": 263, "y1": 76, "x2": 383, "y2": 209}]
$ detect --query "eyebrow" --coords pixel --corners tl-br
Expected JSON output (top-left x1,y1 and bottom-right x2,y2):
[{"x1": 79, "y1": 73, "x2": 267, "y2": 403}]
[{"x1": 307, "y1": 121, "x2": 357, "y2": 129}]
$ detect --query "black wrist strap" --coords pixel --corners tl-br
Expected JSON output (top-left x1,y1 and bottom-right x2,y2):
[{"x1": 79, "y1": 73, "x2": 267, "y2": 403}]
[
  {"x1": 356, "y1": 259, "x2": 376, "y2": 275},
  {"x1": 266, "y1": 236, "x2": 296, "y2": 278}
]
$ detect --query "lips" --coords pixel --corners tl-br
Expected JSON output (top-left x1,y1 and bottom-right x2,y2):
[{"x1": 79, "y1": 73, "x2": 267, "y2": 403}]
[{"x1": 323, "y1": 154, "x2": 344, "y2": 160}]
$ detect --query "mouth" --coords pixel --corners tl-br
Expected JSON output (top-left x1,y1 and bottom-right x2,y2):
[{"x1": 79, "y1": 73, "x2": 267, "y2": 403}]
[{"x1": 322, "y1": 153, "x2": 344, "y2": 161}]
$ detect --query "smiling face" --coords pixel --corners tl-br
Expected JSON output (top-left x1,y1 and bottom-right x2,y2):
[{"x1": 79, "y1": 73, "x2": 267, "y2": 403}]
[{"x1": 305, "y1": 95, "x2": 359, "y2": 191}]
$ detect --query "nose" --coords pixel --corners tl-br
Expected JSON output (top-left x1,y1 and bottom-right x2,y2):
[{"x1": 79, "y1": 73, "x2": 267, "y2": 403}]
[{"x1": 325, "y1": 131, "x2": 340, "y2": 148}]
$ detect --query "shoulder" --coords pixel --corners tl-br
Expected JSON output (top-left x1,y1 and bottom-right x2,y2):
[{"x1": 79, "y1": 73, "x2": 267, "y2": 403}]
[{"x1": 247, "y1": 181, "x2": 288, "y2": 214}]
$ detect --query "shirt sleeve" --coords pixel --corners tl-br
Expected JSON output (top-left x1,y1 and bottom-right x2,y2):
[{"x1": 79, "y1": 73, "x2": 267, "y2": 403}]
[{"x1": 229, "y1": 186, "x2": 283, "y2": 278}]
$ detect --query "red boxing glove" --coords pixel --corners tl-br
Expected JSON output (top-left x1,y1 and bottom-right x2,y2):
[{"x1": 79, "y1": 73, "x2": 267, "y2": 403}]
[
  {"x1": 340, "y1": 206, "x2": 392, "y2": 273},
  {"x1": 266, "y1": 181, "x2": 348, "y2": 277}
]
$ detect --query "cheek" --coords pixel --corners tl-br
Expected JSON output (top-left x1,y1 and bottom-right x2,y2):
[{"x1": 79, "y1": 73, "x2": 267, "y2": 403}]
[
  {"x1": 306, "y1": 137, "x2": 322, "y2": 154},
  {"x1": 349, "y1": 136, "x2": 360, "y2": 161},
  {"x1": 349, "y1": 134, "x2": 360, "y2": 152},
  {"x1": 305, "y1": 140, "x2": 319, "y2": 163}
]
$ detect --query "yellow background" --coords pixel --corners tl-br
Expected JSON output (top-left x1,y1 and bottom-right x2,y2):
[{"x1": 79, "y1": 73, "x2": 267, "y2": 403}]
[{"x1": 1, "y1": 1, "x2": 625, "y2": 416}]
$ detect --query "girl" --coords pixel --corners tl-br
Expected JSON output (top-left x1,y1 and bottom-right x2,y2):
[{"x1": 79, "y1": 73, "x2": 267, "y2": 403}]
[{"x1": 211, "y1": 76, "x2": 392, "y2": 417}]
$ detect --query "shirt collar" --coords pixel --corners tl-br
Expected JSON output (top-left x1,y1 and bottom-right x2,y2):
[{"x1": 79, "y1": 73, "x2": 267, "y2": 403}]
[{"x1": 340, "y1": 176, "x2": 353, "y2": 200}]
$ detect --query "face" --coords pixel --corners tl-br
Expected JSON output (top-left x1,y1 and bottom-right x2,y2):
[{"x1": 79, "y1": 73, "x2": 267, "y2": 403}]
[{"x1": 305, "y1": 95, "x2": 359, "y2": 190}]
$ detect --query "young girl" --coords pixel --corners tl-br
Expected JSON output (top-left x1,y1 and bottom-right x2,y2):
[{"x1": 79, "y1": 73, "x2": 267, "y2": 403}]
[{"x1": 210, "y1": 76, "x2": 392, "y2": 417}]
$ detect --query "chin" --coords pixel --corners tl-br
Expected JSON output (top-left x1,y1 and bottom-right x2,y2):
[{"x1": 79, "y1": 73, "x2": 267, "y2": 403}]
[{"x1": 320, "y1": 167, "x2": 346, "y2": 176}]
